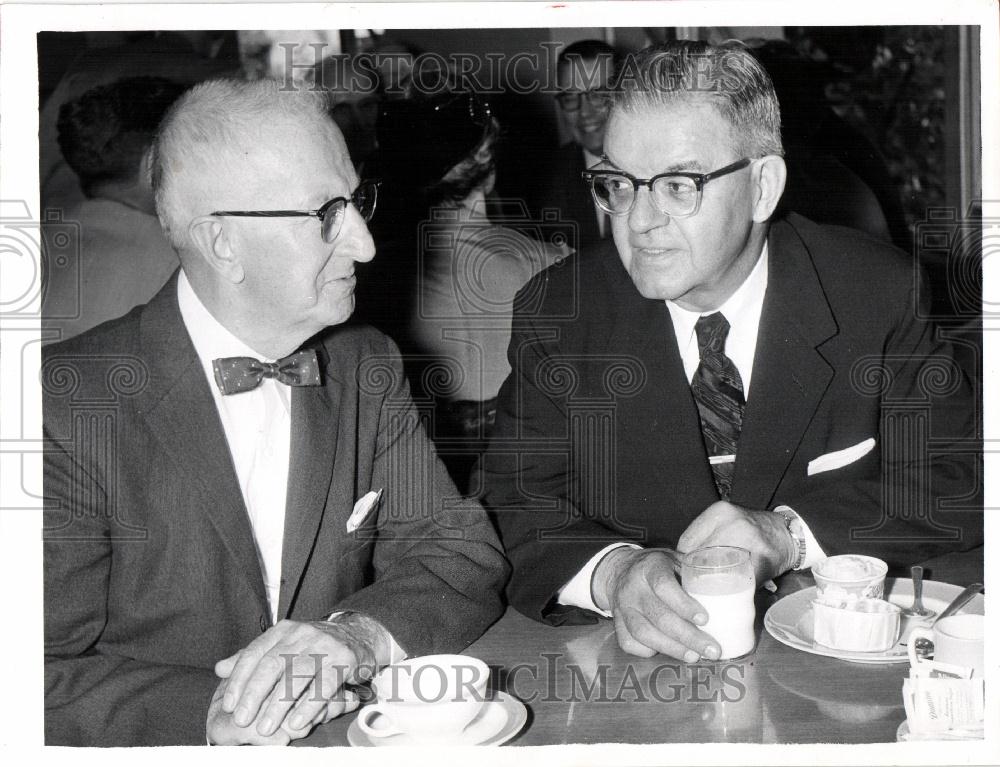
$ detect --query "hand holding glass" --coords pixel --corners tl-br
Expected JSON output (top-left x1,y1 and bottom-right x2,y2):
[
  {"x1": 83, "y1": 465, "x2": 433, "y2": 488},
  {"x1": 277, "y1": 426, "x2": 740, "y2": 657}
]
[{"x1": 681, "y1": 546, "x2": 756, "y2": 660}]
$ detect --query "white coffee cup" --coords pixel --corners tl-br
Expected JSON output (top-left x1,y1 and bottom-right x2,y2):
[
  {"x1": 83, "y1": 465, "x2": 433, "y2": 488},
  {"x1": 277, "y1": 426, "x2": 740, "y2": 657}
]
[
  {"x1": 356, "y1": 655, "x2": 490, "y2": 742},
  {"x1": 907, "y1": 614, "x2": 984, "y2": 678}
]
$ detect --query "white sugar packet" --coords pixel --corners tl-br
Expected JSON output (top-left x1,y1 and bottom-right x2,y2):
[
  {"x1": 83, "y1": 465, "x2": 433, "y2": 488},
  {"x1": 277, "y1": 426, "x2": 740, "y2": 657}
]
[{"x1": 903, "y1": 673, "x2": 985, "y2": 735}]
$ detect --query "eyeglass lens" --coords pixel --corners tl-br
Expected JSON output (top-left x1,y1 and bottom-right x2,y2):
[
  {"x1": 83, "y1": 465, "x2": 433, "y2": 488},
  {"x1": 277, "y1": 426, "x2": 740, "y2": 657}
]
[
  {"x1": 591, "y1": 175, "x2": 699, "y2": 216},
  {"x1": 557, "y1": 90, "x2": 612, "y2": 112},
  {"x1": 320, "y1": 181, "x2": 378, "y2": 242}
]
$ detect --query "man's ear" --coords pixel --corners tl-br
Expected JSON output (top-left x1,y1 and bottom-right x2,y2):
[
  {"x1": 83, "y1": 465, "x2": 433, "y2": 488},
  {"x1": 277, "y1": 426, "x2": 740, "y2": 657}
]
[
  {"x1": 187, "y1": 215, "x2": 245, "y2": 284},
  {"x1": 751, "y1": 155, "x2": 787, "y2": 223},
  {"x1": 138, "y1": 147, "x2": 155, "y2": 189}
]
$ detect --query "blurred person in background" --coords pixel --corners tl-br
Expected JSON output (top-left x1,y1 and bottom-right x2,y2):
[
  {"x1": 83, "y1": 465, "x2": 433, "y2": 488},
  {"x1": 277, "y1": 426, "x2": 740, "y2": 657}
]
[
  {"x1": 42, "y1": 76, "x2": 188, "y2": 342},
  {"x1": 39, "y1": 32, "x2": 237, "y2": 213},
  {"x1": 370, "y1": 91, "x2": 564, "y2": 492},
  {"x1": 534, "y1": 40, "x2": 619, "y2": 253},
  {"x1": 314, "y1": 52, "x2": 383, "y2": 173}
]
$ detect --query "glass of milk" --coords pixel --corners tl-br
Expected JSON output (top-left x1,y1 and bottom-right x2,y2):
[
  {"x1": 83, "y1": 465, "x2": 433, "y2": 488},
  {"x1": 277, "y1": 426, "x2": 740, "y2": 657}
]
[{"x1": 681, "y1": 546, "x2": 756, "y2": 660}]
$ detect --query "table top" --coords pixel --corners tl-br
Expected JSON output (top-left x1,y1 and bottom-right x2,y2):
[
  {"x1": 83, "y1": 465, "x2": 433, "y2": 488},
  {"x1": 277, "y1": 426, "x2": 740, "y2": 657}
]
[{"x1": 299, "y1": 550, "x2": 983, "y2": 747}]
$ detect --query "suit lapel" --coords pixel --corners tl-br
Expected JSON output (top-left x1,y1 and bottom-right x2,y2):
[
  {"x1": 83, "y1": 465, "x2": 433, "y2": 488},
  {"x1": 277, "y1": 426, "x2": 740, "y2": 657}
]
[
  {"x1": 136, "y1": 276, "x2": 269, "y2": 613},
  {"x1": 277, "y1": 341, "x2": 341, "y2": 618},
  {"x1": 601, "y1": 249, "x2": 719, "y2": 528},
  {"x1": 731, "y1": 219, "x2": 838, "y2": 508}
]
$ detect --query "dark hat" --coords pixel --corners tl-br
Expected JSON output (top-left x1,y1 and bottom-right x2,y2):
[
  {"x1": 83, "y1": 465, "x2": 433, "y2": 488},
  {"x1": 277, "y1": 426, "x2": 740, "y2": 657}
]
[{"x1": 376, "y1": 91, "x2": 493, "y2": 189}]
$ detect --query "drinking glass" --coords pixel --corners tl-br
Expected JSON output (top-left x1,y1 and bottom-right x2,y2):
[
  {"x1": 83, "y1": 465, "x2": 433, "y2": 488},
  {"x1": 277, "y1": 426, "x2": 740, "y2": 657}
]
[{"x1": 681, "y1": 546, "x2": 756, "y2": 660}]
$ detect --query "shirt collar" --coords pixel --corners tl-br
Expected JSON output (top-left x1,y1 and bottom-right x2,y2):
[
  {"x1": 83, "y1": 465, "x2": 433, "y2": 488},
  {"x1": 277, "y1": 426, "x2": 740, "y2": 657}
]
[
  {"x1": 583, "y1": 148, "x2": 602, "y2": 170},
  {"x1": 177, "y1": 269, "x2": 275, "y2": 373},
  {"x1": 665, "y1": 241, "x2": 769, "y2": 348}
]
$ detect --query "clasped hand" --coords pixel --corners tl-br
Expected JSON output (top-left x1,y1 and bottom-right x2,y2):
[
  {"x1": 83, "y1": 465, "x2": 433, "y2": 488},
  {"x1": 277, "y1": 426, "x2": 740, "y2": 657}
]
[
  {"x1": 594, "y1": 501, "x2": 795, "y2": 662},
  {"x1": 206, "y1": 616, "x2": 383, "y2": 745}
]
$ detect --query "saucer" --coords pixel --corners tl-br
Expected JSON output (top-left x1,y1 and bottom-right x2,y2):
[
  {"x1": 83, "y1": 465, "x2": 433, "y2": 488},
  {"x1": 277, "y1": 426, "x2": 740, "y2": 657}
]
[
  {"x1": 764, "y1": 578, "x2": 984, "y2": 664},
  {"x1": 347, "y1": 691, "x2": 527, "y2": 747}
]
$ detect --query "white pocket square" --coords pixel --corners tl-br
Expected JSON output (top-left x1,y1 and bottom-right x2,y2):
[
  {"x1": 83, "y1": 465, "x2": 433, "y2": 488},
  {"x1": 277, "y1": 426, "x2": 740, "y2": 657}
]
[
  {"x1": 807, "y1": 438, "x2": 876, "y2": 477},
  {"x1": 346, "y1": 489, "x2": 382, "y2": 533}
]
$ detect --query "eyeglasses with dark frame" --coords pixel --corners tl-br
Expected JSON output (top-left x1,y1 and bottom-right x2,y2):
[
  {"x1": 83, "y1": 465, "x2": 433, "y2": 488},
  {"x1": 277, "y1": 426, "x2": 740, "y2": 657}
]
[
  {"x1": 211, "y1": 179, "x2": 381, "y2": 243},
  {"x1": 556, "y1": 89, "x2": 613, "y2": 113},
  {"x1": 582, "y1": 159, "x2": 752, "y2": 218}
]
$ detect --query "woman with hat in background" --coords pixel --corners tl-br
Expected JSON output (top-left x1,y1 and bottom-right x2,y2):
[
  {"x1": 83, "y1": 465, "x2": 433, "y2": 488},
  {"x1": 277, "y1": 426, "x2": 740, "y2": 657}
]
[{"x1": 361, "y1": 90, "x2": 565, "y2": 493}]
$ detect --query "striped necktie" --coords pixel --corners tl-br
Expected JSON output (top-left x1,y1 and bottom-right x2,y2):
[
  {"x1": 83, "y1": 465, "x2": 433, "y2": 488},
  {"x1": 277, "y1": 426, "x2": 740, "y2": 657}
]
[{"x1": 690, "y1": 312, "x2": 745, "y2": 500}]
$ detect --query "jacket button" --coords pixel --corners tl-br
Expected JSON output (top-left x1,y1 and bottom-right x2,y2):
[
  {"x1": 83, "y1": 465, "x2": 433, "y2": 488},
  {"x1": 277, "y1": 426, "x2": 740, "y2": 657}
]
[{"x1": 259, "y1": 615, "x2": 268, "y2": 632}]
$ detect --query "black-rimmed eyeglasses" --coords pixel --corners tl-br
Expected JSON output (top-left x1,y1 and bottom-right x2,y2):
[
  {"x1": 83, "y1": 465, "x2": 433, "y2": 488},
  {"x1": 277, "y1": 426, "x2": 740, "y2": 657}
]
[
  {"x1": 582, "y1": 159, "x2": 751, "y2": 218},
  {"x1": 556, "y1": 89, "x2": 613, "y2": 113},
  {"x1": 211, "y1": 179, "x2": 381, "y2": 243}
]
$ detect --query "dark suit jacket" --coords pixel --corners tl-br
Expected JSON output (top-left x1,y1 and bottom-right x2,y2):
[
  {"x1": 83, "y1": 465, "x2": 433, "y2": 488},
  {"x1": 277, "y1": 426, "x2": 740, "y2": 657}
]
[
  {"x1": 43, "y1": 274, "x2": 509, "y2": 745},
  {"x1": 535, "y1": 143, "x2": 605, "y2": 253},
  {"x1": 477, "y1": 213, "x2": 982, "y2": 624}
]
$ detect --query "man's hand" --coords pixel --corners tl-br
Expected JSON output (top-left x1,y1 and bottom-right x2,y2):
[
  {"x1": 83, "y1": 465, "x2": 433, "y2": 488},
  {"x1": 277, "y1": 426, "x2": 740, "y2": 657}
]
[
  {"x1": 591, "y1": 547, "x2": 722, "y2": 662},
  {"x1": 206, "y1": 676, "x2": 355, "y2": 745},
  {"x1": 677, "y1": 501, "x2": 796, "y2": 583},
  {"x1": 212, "y1": 614, "x2": 387, "y2": 739}
]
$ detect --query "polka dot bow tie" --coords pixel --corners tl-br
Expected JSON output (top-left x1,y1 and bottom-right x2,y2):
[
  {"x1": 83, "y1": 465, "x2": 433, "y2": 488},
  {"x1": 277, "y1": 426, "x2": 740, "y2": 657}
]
[{"x1": 212, "y1": 349, "x2": 322, "y2": 395}]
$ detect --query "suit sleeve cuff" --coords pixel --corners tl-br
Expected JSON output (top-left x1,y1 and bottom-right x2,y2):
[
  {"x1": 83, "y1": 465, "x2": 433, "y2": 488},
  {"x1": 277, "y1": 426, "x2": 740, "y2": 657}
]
[
  {"x1": 556, "y1": 542, "x2": 642, "y2": 616},
  {"x1": 774, "y1": 505, "x2": 826, "y2": 570},
  {"x1": 327, "y1": 611, "x2": 407, "y2": 666}
]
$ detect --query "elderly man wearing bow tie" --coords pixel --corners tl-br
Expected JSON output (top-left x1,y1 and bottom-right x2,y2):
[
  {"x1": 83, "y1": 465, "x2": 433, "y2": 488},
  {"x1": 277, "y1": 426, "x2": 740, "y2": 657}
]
[{"x1": 41, "y1": 78, "x2": 508, "y2": 747}]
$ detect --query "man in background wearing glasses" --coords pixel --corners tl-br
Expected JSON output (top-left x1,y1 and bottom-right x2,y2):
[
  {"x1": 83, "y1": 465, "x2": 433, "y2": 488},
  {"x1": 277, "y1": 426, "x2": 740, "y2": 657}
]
[
  {"x1": 534, "y1": 39, "x2": 618, "y2": 251},
  {"x1": 42, "y1": 78, "x2": 508, "y2": 746},
  {"x1": 479, "y1": 41, "x2": 980, "y2": 662}
]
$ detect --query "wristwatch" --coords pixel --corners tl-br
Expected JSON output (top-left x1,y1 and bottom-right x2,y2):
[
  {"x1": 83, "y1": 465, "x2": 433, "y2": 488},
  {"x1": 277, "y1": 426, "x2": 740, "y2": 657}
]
[{"x1": 773, "y1": 506, "x2": 807, "y2": 571}]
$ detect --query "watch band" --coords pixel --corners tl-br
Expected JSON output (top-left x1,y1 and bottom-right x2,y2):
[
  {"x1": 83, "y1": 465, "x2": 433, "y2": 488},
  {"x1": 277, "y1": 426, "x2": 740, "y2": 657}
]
[{"x1": 774, "y1": 506, "x2": 807, "y2": 571}]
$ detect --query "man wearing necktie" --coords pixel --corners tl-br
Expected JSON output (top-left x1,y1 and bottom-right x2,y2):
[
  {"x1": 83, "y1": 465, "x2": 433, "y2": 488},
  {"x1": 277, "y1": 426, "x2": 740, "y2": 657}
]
[
  {"x1": 478, "y1": 41, "x2": 981, "y2": 662},
  {"x1": 42, "y1": 78, "x2": 508, "y2": 746}
]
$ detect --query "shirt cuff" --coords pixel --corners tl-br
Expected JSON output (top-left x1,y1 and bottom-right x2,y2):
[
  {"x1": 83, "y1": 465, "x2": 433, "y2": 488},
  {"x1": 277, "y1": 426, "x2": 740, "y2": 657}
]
[
  {"x1": 773, "y1": 505, "x2": 826, "y2": 570},
  {"x1": 556, "y1": 542, "x2": 642, "y2": 616}
]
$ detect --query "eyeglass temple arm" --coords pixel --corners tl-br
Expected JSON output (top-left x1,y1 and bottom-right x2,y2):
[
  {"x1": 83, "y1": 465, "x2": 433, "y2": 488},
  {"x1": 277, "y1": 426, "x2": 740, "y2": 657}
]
[
  {"x1": 211, "y1": 181, "x2": 380, "y2": 218},
  {"x1": 210, "y1": 210, "x2": 318, "y2": 217},
  {"x1": 699, "y1": 158, "x2": 752, "y2": 185}
]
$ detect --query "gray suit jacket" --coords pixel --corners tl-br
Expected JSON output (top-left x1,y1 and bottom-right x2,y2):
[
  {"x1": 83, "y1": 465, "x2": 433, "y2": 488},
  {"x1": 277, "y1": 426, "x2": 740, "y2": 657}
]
[{"x1": 43, "y1": 273, "x2": 509, "y2": 745}]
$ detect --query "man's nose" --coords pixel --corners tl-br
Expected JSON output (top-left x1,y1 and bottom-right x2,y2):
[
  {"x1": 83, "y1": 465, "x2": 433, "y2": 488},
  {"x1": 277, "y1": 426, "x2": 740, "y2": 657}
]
[
  {"x1": 580, "y1": 94, "x2": 603, "y2": 119},
  {"x1": 339, "y1": 204, "x2": 376, "y2": 263},
  {"x1": 627, "y1": 185, "x2": 669, "y2": 233}
]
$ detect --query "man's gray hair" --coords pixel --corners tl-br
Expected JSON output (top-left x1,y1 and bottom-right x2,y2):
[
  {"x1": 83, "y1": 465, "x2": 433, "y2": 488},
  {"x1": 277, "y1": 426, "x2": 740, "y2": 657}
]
[
  {"x1": 613, "y1": 40, "x2": 784, "y2": 158},
  {"x1": 151, "y1": 78, "x2": 333, "y2": 250}
]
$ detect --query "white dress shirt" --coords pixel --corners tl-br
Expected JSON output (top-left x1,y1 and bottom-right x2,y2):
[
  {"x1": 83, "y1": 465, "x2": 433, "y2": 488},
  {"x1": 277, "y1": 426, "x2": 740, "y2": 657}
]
[
  {"x1": 178, "y1": 273, "x2": 406, "y2": 666},
  {"x1": 178, "y1": 271, "x2": 291, "y2": 623},
  {"x1": 558, "y1": 244, "x2": 825, "y2": 615}
]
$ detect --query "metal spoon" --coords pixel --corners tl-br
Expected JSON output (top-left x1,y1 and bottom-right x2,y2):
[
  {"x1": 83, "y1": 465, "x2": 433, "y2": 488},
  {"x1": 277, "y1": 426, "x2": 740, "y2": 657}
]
[
  {"x1": 902, "y1": 565, "x2": 935, "y2": 618},
  {"x1": 912, "y1": 582, "x2": 984, "y2": 657}
]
